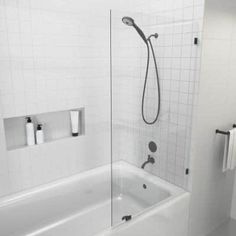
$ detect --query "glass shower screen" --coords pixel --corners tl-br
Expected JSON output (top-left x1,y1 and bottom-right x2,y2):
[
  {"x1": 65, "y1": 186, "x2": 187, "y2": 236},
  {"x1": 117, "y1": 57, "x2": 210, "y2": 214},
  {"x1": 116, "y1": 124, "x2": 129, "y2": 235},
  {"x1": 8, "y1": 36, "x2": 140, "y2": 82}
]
[{"x1": 110, "y1": 9, "x2": 197, "y2": 226}]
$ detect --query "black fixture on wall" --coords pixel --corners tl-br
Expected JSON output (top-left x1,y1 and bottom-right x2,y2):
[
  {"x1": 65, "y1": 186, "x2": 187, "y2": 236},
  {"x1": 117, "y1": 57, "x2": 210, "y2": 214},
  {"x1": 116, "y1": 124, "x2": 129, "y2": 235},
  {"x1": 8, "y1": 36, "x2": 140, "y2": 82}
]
[
  {"x1": 194, "y1": 37, "x2": 199, "y2": 45},
  {"x1": 122, "y1": 17, "x2": 161, "y2": 125},
  {"x1": 148, "y1": 141, "x2": 157, "y2": 153}
]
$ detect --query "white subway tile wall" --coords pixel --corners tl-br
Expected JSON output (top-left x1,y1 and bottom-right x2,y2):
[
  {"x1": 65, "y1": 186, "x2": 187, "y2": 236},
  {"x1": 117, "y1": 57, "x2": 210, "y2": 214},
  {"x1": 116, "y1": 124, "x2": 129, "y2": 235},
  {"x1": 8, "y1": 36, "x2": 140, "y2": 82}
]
[
  {"x1": 0, "y1": 1, "x2": 111, "y2": 196},
  {"x1": 0, "y1": 0, "x2": 205, "y2": 196},
  {"x1": 112, "y1": 0, "x2": 204, "y2": 189}
]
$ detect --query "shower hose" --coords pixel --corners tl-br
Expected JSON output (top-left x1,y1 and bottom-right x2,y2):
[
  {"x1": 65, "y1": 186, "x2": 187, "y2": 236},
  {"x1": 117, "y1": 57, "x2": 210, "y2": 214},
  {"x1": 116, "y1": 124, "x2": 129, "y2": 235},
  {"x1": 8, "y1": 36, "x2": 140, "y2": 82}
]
[{"x1": 141, "y1": 37, "x2": 161, "y2": 125}]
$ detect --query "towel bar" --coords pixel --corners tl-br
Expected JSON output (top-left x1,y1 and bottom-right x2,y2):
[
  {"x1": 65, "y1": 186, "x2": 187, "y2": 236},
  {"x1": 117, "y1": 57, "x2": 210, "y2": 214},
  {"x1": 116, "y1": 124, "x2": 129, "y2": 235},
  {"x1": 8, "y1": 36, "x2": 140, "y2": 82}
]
[
  {"x1": 216, "y1": 129, "x2": 230, "y2": 135},
  {"x1": 216, "y1": 124, "x2": 236, "y2": 135}
]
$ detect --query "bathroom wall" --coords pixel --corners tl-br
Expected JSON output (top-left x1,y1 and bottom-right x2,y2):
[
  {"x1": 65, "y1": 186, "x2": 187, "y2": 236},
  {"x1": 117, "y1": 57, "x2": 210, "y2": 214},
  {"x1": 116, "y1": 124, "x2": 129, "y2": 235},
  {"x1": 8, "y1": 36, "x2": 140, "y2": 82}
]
[
  {"x1": 189, "y1": 0, "x2": 236, "y2": 235},
  {"x1": 231, "y1": 175, "x2": 236, "y2": 219},
  {"x1": 0, "y1": 0, "x2": 206, "y2": 196},
  {"x1": 112, "y1": 0, "x2": 204, "y2": 189},
  {"x1": 0, "y1": 0, "x2": 112, "y2": 196},
  {"x1": 230, "y1": 4, "x2": 236, "y2": 220}
]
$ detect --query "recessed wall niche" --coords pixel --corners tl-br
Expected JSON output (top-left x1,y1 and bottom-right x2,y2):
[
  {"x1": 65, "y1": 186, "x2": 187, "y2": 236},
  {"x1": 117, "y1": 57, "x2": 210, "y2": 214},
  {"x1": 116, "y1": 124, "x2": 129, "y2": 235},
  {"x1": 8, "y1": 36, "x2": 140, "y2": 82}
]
[{"x1": 4, "y1": 108, "x2": 85, "y2": 151}]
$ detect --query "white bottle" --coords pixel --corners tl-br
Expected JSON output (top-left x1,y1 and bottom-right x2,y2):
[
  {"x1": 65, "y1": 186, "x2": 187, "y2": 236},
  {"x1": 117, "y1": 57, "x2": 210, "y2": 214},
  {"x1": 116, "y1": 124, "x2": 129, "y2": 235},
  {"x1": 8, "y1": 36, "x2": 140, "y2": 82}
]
[
  {"x1": 26, "y1": 117, "x2": 35, "y2": 146},
  {"x1": 70, "y1": 110, "x2": 79, "y2": 136},
  {"x1": 36, "y1": 124, "x2": 44, "y2": 144}
]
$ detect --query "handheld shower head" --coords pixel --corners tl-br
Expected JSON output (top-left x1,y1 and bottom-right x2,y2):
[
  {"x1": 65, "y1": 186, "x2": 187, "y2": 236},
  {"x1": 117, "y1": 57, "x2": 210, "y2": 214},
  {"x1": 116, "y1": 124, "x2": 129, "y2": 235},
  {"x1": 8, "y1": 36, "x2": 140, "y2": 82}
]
[
  {"x1": 122, "y1": 17, "x2": 135, "y2": 26},
  {"x1": 122, "y1": 16, "x2": 147, "y2": 44},
  {"x1": 122, "y1": 16, "x2": 161, "y2": 125}
]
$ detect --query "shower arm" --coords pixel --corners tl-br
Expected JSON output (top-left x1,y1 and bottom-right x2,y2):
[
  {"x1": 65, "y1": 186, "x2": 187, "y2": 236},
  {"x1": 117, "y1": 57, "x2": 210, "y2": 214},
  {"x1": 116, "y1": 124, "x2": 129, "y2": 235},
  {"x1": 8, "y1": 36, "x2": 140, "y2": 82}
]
[{"x1": 147, "y1": 33, "x2": 159, "y2": 40}]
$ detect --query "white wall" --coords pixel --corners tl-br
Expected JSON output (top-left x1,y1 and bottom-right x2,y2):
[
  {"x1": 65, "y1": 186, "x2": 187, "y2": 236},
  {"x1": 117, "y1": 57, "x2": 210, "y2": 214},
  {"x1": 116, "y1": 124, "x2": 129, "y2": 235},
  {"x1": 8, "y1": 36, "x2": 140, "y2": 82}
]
[
  {"x1": 189, "y1": 0, "x2": 236, "y2": 235},
  {"x1": 0, "y1": 0, "x2": 112, "y2": 196},
  {"x1": 229, "y1": 0, "x2": 236, "y2": 220},
  {"x1": 231, "y1": 174, "x2": 236, "y2": 219}
]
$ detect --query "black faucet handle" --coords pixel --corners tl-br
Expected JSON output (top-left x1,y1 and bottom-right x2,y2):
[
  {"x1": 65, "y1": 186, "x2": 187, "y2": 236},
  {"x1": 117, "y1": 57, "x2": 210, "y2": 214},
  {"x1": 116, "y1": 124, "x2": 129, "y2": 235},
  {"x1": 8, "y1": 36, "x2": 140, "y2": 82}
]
[{"x1": 149, "y1": 141, "x2": 157, "y2": 153}]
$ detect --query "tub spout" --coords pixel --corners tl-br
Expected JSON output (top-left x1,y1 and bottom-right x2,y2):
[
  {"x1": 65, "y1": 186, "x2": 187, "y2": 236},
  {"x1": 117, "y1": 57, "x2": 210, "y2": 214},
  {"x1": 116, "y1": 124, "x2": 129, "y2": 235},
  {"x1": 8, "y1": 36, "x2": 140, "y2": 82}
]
[{"x1": 141, "y1": 155, "x2": 155, "y2": 169}]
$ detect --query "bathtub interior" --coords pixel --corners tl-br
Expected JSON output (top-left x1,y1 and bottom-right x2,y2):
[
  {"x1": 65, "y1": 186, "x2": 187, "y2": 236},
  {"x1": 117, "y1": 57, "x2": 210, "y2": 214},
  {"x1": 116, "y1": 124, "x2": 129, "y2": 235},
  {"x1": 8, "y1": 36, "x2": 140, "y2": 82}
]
[{"x1": 111, "y1": 162, "x2": 183, "y2": 226}]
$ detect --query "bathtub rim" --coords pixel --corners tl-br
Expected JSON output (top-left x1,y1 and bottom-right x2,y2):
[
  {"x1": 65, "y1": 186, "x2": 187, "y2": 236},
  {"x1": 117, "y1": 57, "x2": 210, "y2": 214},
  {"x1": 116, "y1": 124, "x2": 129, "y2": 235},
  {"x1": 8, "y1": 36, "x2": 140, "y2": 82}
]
[
  {"x1": 0, "y1": 163, "x2": 110, "y2": 208},
  {"x1": 0, "y1": 160, "x2": 185, "y2": 208}
]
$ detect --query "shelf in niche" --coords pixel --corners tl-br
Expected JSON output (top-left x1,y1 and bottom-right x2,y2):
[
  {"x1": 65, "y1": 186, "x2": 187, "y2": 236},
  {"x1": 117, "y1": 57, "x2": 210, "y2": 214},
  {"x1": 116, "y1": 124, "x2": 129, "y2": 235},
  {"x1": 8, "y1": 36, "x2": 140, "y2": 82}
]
[
  {"x1": 4, "y1": 108, "x2": 85, "y2": 151},
  {"x1": 7, "y1": 135, "x2": 83, "y2": 152}
]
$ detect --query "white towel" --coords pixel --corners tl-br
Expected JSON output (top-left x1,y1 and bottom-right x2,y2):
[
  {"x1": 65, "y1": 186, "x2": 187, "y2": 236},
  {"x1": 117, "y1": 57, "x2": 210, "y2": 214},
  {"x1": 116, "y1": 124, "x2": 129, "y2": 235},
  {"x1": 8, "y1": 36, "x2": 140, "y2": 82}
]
[
  {"x1": 226, "y1": 130, "x2": 234, "y2": 170},
  {"x1": 230, "y1": 129, "x2": 236, "y2": 170},
  {"x1": 222, "y1": 134, "x2": 229, "y2": 172},
  {"x1": 223, "y1": 129, "x2": 236, "y2": 171}
]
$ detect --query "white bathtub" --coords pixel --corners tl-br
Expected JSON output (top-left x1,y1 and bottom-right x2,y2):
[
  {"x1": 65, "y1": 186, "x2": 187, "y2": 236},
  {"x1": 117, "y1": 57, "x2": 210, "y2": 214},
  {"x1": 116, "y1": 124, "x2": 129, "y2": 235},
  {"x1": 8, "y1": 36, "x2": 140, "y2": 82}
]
[{"x1": 0, "y1": 161, "x2": 189, "y2": 236}]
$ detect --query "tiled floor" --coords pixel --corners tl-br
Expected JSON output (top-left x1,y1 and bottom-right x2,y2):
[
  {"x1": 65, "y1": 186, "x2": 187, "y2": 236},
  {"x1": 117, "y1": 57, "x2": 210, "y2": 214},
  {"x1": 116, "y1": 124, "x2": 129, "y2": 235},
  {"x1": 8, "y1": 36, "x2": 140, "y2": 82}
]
[{"x1": 207, "y1": 219, "x2": 236, "y2": 236}]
